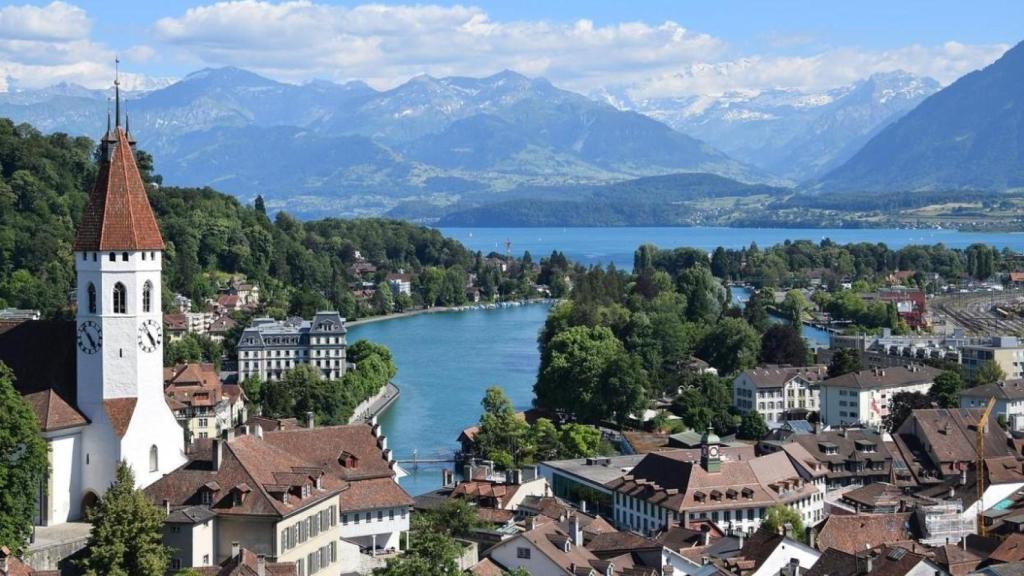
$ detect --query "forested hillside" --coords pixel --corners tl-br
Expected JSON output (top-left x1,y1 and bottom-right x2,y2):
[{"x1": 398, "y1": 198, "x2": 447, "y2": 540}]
[{"x1": 0, "y1": 119, "x2": 551, "y2": 319}]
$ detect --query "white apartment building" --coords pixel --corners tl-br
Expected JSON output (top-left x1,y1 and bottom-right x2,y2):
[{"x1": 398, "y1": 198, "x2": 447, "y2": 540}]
[
  {"x1": 819, "y1": 365, "x2": 940, "y2": 429},
  {"x1": 733, "y1": 365, "x2": 827, "y2": 423},
  {"x1": 961, "y1": 380, "x2": 1024, "y2": 431},
  {"x1": 237, "y1": 312, "x2": 348, "y2": 381}
]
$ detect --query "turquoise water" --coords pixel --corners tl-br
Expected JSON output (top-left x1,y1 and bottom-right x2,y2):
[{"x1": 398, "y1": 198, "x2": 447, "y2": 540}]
[
  {"x1": 730, "y1": 285, "x2": 831, "y2": 348},
  {"x1": 348, "y1": 304, "x2": 551, "y2": 496},
  {"x1": 439, "y1": 227, "x2": 1024, "y2": 269}
]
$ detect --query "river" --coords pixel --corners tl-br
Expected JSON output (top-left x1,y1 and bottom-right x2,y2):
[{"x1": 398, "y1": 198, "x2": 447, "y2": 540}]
[
  {"x1": 358, "y1": 226, "x2": 1018, "y2": 495},
  {"x1": 348, "y1": 304, "x2": 551, "y2": 496}
]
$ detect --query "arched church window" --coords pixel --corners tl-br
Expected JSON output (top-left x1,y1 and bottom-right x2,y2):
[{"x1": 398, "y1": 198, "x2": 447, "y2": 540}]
[
  {"x1": 113, "y1": 283, "x2": 127, "y2": 314},
  {"x1": 149, "y1": 445, "x2": 158, "y2": 472},
  {"x1": 109, "y1": 252, "x2": 116, "y2": 262},
  {"x1": 87, "y1": 283, "x2": 97, "y2": 314},
  {"x1": 143, "y1": 281, "x2": 153, "y2": 313},
  {"x1": 122, "y1": 252, "x2": 129, "y2": 262}
]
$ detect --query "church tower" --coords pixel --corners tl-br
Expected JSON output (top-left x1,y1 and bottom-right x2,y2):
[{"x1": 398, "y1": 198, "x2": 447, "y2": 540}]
[
  {"x1": 73, "y1": 73, "x2": 185, "y2": 496},
  {"x1": 700, "y1": 426, "x2": 721, "y2": 473}
]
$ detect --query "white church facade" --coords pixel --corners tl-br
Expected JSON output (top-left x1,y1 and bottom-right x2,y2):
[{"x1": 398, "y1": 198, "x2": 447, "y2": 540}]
[{"x1": 0, "y1": 98, "x2": 185, "y2": 526}]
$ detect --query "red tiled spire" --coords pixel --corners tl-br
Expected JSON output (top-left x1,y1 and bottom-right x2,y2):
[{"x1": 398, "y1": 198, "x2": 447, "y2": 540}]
[{"x1": 74, "y1": 127, "x2": 165, "y2": 251}]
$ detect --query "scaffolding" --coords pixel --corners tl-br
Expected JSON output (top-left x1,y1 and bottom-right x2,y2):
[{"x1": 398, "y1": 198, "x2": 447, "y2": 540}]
[{"x1": 917, "y1": 501, "x2": 974, "y2": 546}]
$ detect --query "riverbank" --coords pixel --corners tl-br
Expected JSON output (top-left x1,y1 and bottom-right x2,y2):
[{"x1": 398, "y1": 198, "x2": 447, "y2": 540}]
[
  {"x1": 346, "y1": 298, "x2": 556, "y2": 328},
  {"x1": 349, "y1": 381, "x2": 401, "y2": 424}
]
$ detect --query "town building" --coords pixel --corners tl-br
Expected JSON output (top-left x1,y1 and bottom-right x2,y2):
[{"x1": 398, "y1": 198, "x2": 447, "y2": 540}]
[
  {"x1": 539, "y1": 455, "x2": 646, "y2": 518},
  {"x1": 732, "y1": 365, "x2": 828, "y2": 423},
  {"x1": 237, "y1": 312, "x2": 348, "y2": 381},
  {"x1": 146, "y1": 420, "x2": 412, "y2": 572},
  {"x1": 193, "y1": 545, "x2": 297, "y2": 576},
  {"x1": 806, "y1": 545, "x2": 943, "y2": 576},
  {"x1": 765, "y1": 429, "x2": 912, "y2": 492},
  {"x1": 962, "y1": 336, "x2": 1024, "y2": 382},
  {"x1": 891, "y1": 408, "x2": 1018, "y2": 483},
  {"x1": 385, "y1": 273, "x2": 413, "y2": 297},
  {"x1": 818, "y1": 365, "x2": 940, "y2": 428},
  {"x1": 0, "y1": 110, "x2": 187, "y2": 528},
  {"x1": 720, "y1": 528, "x2": 821, "y2": 576},
  {"x1": 961, "y1": 380, "x2": 1024, "y2": 431},
  {"x1": 876, "y1": 288, "x2": 927, "y2": 329},
  {"x1": 606, "y1": 429, "x2": 824, "y2": 536},
  {"x1": 164, "y1": 363, "x2": 247, "y2": 441}
]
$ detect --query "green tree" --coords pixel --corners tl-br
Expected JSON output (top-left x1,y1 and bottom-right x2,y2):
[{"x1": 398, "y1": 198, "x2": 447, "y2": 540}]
[
  {"x1": 535, "y1": 325, "x2": 624, "y2": 420},
  {"x1": 761, "y1": 504, "x2": 806, "y2": 543},
  {"x1": 738, "y1": 410, "x2": 769, "y2": 440},
  {"x1": 598, "y1": 353, "x2": 648, "y2": 427},
  {"x1": 474, "y1": 387, "x2": 529, "y2": 469},
  {"x1": 760, "y1": 324, "x2": 809, "y2": 366},
  {"x1": 827, "y1": 348, "x2": 863, "y2": 378},
  {"x1": 883, "y1": 391, "x2": 933, "y2": 432},
  {"x1": 929, "y1": 370, "x2": 964, "y2": 408},
  {"x1": 696, "y1": 317, "x2": 761, "y2": 375},
  {"x1": 373, "y1": 531, "x2": 462, "y2": 576},
  {"x1": 0, "y1": 364, "x2": 48, "y2": 554},
  {"x1": 240, "y1": 375, "x2": 263, "y2": 405},
  {"x1": 528, "y1": 418, "x2": 563, "y2": 461},
  {"x1": 78, "y1": 462, "x2": 169, "y2": 576},
  {"x1": 559, "y1": 423, "x2": 604, "y2": 458},
  {"x1": 412, "y1": 499, "x2": 481, "y2": 537},
  {"x1": 974, "y1": 360, "x2": 1006, "y2": 386},
  {"x1": 373, "y1": 282, "x2": 395, "y2": 315},
  {"x1": 781, "y1": 290, "x2": 808, "y2": 325},
  {"x1": 743, "y1": 289, "x2": 773, "y2": 333}
]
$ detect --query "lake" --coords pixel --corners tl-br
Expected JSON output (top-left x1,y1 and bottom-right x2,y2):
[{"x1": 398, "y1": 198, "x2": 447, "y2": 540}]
[
  {"x1": 439, "y1": 226, "x2": 1024, "y2": 269},
  {"x1": 359, "y1": 226, "x2": 1021, "y2": 496}
]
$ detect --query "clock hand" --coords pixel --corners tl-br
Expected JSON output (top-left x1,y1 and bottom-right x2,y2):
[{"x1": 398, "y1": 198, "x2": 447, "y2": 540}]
[
  {"x1": 147, "y1": 329, "x2": 156, "y2": 347},
  {"x1": 86, "y1": 332, "x2": 96, "y2": 348}
]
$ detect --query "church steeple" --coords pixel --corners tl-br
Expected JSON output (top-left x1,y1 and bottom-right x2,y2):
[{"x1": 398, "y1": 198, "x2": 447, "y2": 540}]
[{"x1": 73, "y1": 60, "x2": 163, "y2": 253}]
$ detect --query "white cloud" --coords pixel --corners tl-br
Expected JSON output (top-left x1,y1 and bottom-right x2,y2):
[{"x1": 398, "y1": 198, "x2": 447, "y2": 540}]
[
  {"x1": 0, "y1": 1, "x2": 1011, "y2": 99},
  {"x1": 151, "y1": 1, "x2": 727, "y2": 90}
]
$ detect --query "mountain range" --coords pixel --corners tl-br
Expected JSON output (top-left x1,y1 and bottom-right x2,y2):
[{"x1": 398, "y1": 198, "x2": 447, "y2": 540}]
[
  {"x1": 599, "y1": 71, "x2": 941, "y2": 181},
  {"x1": 0, "y1": 39, "x2": 1021, "y2": 221},
  {"x1": 816, "y1": 40, "x2": 1024, "y2": 192},
  {"x1": 0, "y1": 68, "x2": 769, "y2": 216}
]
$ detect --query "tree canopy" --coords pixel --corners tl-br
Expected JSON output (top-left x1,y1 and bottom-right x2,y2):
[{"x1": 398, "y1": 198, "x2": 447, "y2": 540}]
[{"x1": 0, "y1": 363, "x2": 48, "y2": 554}]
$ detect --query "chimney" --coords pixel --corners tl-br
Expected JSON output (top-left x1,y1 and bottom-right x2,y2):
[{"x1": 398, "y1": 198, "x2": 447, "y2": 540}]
[
  {"x1": 701, "y1": 524, "x2": 711, "y2": 546},
  {"x1": 572, "y1": 515, "x2": 583, "y2": 546},
  {"x1": 231, "y1": 541, "x2": 240, "y2": 560},
  {"x1": 580, "y1": 500, "x2": 588, "y2": 514},
  {"x1": 864, "y1": 555, "x2": 874, "y2": 575},
  {"x1": 960, "y1": 468, "x2": 967, "y2": 486},
  {"x1": 256, "y1": 555, "x2": 266, "y2": 576},
  {"x1": 807, "y1": 528, "x2": 816, "y2": 550},
  {"x1": 783, "y1": 522, "x2": 794, "y2": 539},
  {"x1": 213, "y1": 438, "x2": 223, "y2": 471},
  {"x1": 737, "y1": 530, "x2": 745, "y2": 550},
  {"x1": 163, "y1": 499, "x2": 171, "y2": 515},
  {"x1": 306, "y1": 411, "x2": 315, "y2": 429}
]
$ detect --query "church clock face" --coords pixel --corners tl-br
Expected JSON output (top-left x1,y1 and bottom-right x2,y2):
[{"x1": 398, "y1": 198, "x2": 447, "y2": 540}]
[
  {"x1": 77, "y1": 321, "x2": 102, "y2": 354},
  {"x1": 138, "y1": 319, "x2": 162, "y2": 353},
  {"x1": 708, "y1": 446, "x2": 720, "y2": 458}
]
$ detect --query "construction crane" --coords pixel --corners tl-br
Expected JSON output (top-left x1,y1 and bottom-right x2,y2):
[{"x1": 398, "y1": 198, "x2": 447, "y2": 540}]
[{"x1": 977, "y1": 396, "x2": 997, "y2": 537}]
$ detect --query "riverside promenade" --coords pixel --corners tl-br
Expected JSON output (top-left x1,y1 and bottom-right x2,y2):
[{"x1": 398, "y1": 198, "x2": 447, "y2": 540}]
[{"x1": 349, "y1": 381, "x2": 401, "y2": 424}]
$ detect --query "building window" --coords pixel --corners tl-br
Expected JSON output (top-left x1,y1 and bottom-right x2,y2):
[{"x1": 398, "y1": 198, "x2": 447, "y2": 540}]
[
  {"x1": 149, "y1": 445, "x2": 158, "y2": 472},
  {"x1": 143, "y1": 281, "x2": 153, "y2": 313},
  {"x1": 202, "y1": 554, "x2": 209, "y2": 565},
  {"x1": 109, "y1": 252, "x2": 116, "y2": 262},
  {"x1": 171, "y1": 559, "x2": 181, "y2": 570},
  {"x1": 113, "y1": 282, "x2": 127, "y2": 314},
  {"x1": 122, "y1": 252, "x2": 129, "y2": 262},
  {"x1": 87, "y1": 283, "x2": 97, "y2": 314},
  {"x1": 516, "y1": 548, "x2": 531, "y2": 559}
]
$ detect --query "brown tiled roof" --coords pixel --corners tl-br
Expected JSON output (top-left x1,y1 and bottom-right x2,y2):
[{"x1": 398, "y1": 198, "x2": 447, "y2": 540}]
[
  {"x1": 210, "y1": 316, "x2": 237, "y2": 333},
  {"x1": 992, "y1": 533, "x2": 1024, "y2": 563},
  {"x1": 165, "y1": 363, "x2": 224, "y2": 409},
  {"x1": 194, "y1": 547, "x2": 296, "y2": 576},
  {"x1": 337, "y1": 477, "x2": 413, "y2": 512},
  {"x1": 74, "y1": 128, "x2": 164, "y2": 251},
  {"x1": 728, "y1": 529, "x2": 788, "y2": 570},
  {"x1": 103, "y1": 398, "x2": 137, "y2": 438},
  {"x1": 145, "y1": 436, "x2": 341, "y2": 519},
  {"x1": 895, "y1": 408, "x2": 1014, "y2": 472},
  {"x1": 607, "y1": 449, "x2": 816, "y2": 513},
  {"x1": 476, "y1": 507, "x2": 515, "y2": 525},
  {"x1": 502, "y1": 522, "x2": 600, "y2": 573},
  {"x1": 820, "y1": 365, "x2": 940, "y2": 390},
  {"x1": 813, "y1": 513, "x2": 914, "y2": 554},
  {"x1": 786, "y1": 429, "x2": 907, "y2": 483},
  {"x1": 470, "y1": 558, "x2": 506, "y2": 576},
  {"x1": 164, "y1": 314, "x2": 188, "y2": 330},
  {"x1": 739, "y1": 365, "x2": 827, "y2": 389},
  {"x1": 932, "y1": 543, "x2": 982, "y2": 576},
  {"x1": 962, "y1": 380, "x2": 1024, "y2": 400},
  {"x1": 262, "y1": 423, "x2": 396, "y2": 481},
  {"x1": 22, "y1": 389, "x2": 89, "y2": 432}
]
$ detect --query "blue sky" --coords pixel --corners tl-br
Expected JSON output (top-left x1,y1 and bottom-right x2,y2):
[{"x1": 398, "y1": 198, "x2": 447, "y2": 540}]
[{"x1": 0, "y1": 1, "x2": 1019, "y2": 96}]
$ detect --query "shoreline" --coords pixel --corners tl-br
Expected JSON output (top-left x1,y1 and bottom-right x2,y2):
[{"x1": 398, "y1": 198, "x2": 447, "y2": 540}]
[{"x1": 346, "y1": 299, "x2": 556, "y2": 328}]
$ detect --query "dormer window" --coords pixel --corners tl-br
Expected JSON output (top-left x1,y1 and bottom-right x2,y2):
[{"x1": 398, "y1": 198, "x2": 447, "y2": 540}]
[
  {"x1": 339, "y1": 451, "x2": 359, "y2": 469},
  {"x1": 200, "y1": 489, "x2": 212, "y2": 505},
  {"x1": 301, "y1": 484, "x2": 310, "y2": 499}
]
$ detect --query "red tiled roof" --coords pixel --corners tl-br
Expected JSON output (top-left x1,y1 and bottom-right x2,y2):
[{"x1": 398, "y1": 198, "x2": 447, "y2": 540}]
[
  {"x1": 337, "y1": 477, "x2": 414, "y2": 512},
  {"x1": 74, "y1": 128, "x2": 164, "y2": 251},
  {"x1": 991, "y1": 533, "x2": 1024, "y2": 563},
  {"x1": 164, "y1": 314, "x2": 188, "y2": 330},
  {"x1": 813, "y1": 513, "x2": 914, "y2": 554},
  {"x1": 103, "y1": 398, "x2": 138, "y2": 438},
  {"x1": 23, "y1": 389, "x2": 88, "y2": 432}
]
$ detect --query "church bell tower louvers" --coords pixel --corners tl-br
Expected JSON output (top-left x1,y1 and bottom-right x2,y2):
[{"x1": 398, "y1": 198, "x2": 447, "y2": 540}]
[{"x1": 72, "y1": 75, "x2": 185, "y2": 493}]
